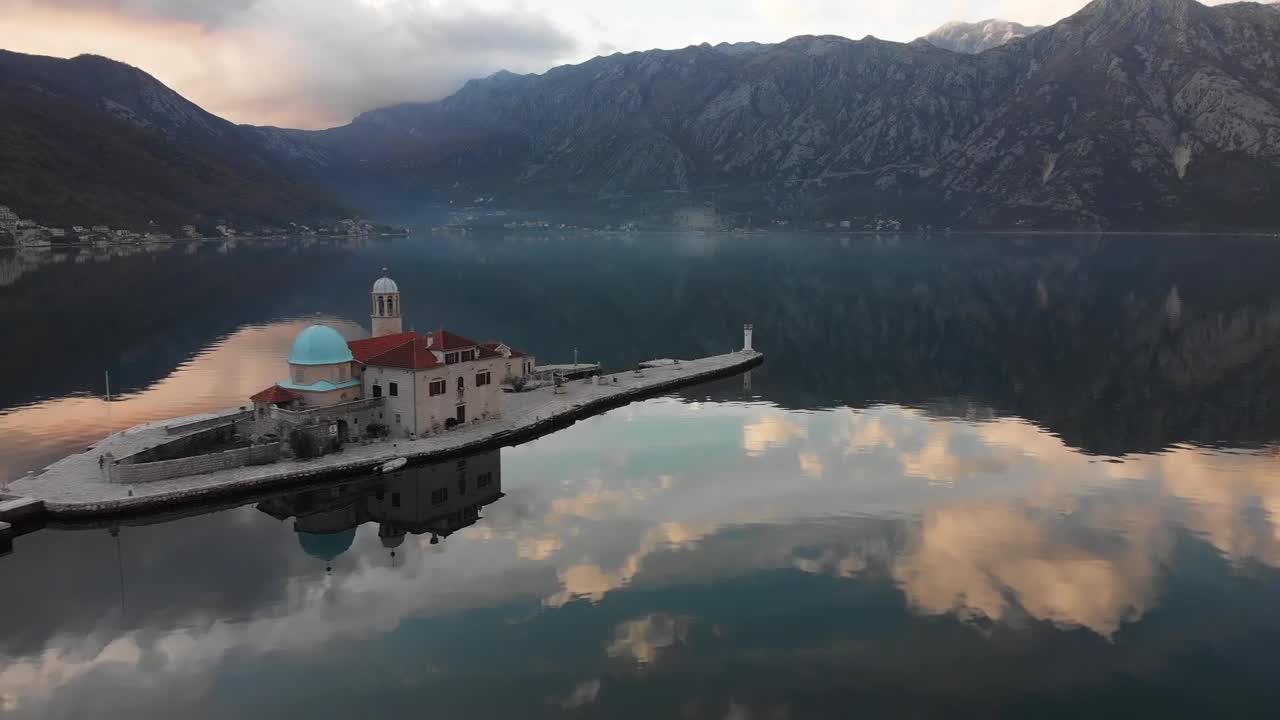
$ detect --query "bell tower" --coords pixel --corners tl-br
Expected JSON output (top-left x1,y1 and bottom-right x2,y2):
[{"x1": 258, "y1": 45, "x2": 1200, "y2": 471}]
[{"x1": 371, "y1": 268, "x2": 402, "y2": 337}]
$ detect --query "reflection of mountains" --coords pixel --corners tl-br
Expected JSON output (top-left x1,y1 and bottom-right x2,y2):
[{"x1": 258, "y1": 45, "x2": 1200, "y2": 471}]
[
  {"x1": 257, "y1": 450, "x2": 503, "y2": 567},
  {"x1": 10, "y1": 232, "x2": 1280, "y2": 456},
  {"x1": 0, "y1": 240, "x2": 356, "y2": 408},
  {"x1": 420, "y1": 232, "x2": 1280, "y2": 456}
]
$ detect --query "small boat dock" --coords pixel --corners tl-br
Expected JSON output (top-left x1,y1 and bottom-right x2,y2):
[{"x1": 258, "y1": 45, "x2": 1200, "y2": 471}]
[{"x1": 532, "y1": 362, "x2": 602, "y2": 381}]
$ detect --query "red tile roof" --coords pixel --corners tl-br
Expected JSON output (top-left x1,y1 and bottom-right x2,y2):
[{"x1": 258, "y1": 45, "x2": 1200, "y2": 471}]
[
  {"x1": 348, "y1": 329, "x2": 504, "y2": 370},
  {"x1": 481, "y1": 341, "x2": 530, "y2": 358},
  {"x1": 364, "y1": 335, "x2": 441, "y2": 370},
  {"x1": 348, "y1": 331, "x2": 418, "y2": 363},
  {"x1": 428, "y1": 329, "x2": 481, "y2": 351},
  {"x1": 251, "y1": 385, "x2": 303, "y2": 404}
]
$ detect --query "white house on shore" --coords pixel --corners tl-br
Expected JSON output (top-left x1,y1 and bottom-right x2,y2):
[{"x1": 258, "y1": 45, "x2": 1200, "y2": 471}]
[{"x1": 250, "y1": 270, "x2": 534, "y2": 443}]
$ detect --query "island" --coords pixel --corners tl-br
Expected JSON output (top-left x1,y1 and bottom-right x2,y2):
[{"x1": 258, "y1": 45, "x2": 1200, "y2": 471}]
[{"x1": 2, "y1": 270, "x2": 763, "y2": 520}]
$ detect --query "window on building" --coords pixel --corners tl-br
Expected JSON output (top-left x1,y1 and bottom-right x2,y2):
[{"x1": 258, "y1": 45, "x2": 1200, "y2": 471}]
[
  {"x1": 372, "y1": 384, "x2": 382, "y2": 398},
  {"x1": 445, "y1": 352, "x2": 459, "y2": 364},
  {"x1": 506, "y1": 362, "x2": 512, "y2": 376},
  {"x1": 477, "y1": 472, "x2": 492, "y2": 488},
  {"x1": 461, "y1": 350, "x2": 476, "y2": 362},
  {"x1": 395, "y1": 413, "x2": 402, "y2": 425},
  {"x1": 391, "y1": 492, "x2": 401, "y2": 508},
  {"x1": 378, "y1": 296, "x2": 385, "y2": 315},
  {"x1": 458, "y1": 476, "x2": 466, "y2": 495},
  {"x1": 429, "y1": 379, "x2": 446, "y2": 396},
  {"x1": 476, "y1": 371, "x2": 491, "y2": 387},
  {"x1": 292, "y1": 366, "x2": 303, "y2": 383},
  {"x1": 431, "y1": 487, "x2": 448, "y2": 505},
  {"x1": 457, "y1": 376, "x2": 465, "y2": 393},
  {"x1": 389, "y1": 382, "x2": 399, "y2": 397}
]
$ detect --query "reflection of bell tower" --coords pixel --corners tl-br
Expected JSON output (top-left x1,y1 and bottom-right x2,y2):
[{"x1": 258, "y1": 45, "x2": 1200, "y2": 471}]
[{"x1": 371, "y1": 268, "x2": 402, "y2": 337}]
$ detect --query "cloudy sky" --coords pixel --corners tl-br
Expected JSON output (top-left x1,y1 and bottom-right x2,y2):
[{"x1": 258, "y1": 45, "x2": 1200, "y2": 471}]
[{"x1": 0, "y1": 0, "x2": 1239, "y2": 129}]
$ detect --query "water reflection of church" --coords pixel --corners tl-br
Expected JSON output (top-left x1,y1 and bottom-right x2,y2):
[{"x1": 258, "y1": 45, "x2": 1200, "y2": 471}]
[{"x1": 257, "y1": 449, "x2": 502, "y2": 567}]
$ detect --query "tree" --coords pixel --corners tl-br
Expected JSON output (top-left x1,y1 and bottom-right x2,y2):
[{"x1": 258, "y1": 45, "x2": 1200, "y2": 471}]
[{"x1": 288, "y1": 429, "x2": 320, "y2": 459}]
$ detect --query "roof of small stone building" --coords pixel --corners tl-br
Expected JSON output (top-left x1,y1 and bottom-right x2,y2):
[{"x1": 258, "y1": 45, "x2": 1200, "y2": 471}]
[{"x1": 250, "y1": 384, "x2": 303, "y2": 404}]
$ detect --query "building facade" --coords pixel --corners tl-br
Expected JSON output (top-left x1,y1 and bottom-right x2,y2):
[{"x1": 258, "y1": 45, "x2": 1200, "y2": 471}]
[{"x1": 250, "y1": 270, "x2": 532, "y2": 445}]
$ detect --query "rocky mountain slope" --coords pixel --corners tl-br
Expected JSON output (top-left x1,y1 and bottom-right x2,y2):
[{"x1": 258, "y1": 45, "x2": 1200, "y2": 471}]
[
  {"x1": 0, "y1": 51, "x2": 346, "y2": 231},
  {"x1": 284, "y1": 0, "x2": 1280, "y2": 230},
  {"x1": 922, "y1": 19, "x2": 1044, "y2": 53},
  {"x1": 2, "y1": 0, "x2": 1278, "y2": 231}
]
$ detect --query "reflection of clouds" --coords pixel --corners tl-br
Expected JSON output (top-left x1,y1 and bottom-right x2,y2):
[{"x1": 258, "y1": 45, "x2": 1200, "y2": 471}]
[
  {"x1": 841, "y1": 414, "x2": 899, "y2": 453},
  {"x1": 797, "y1": 452, "x2": 824, "y2": 479},
  {"x1": 547, "y1": 480, "x2": 632, "y2": 521},
  {"x1": 1122, "y1": 448, "x2": 1280, "y2": 568},
  {"x1": 545, "y1": 522, "x2": 716, "y2": 607},
  {"x1": 743, "y1": 413, "x2": 806, "y2": 457},
  {"x1": 557, "y1": 678, "x2": 601, "y2": 709},
  {"x1": 790, "y1": 546, "x2": 867, "y2": 578},
  {"x1": 9, "y1": 398, "x2": 1280, "y2": 709},
  {"x1": 901, "y1": 425, "x2": 1010, "y2": 485},
  {"x1": 893, "y1": 503, "x2": 1167, "y2": 637},
  {"x1": 516, "y1": 534, "x2": 564, "y2": 561},
  {"x1": 606, "y1": 614, "x2": 691, "y2": 665}
]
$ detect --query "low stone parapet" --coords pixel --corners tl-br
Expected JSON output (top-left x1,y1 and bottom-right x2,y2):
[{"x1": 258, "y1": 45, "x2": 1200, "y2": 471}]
[
  {"x1": 271, "y1": 398, "x2": 383, "y2": 425},
  {"x1": 165, "y1": 409, "x2": 252, "y2": 436},
  {"x1": 111, "y1": 443, "x2": 281, "y2": 484}
]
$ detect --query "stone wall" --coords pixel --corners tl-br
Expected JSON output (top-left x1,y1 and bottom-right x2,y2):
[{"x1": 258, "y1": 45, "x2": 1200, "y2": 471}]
[
  {"x1": 166, "y1": 410, "x2": 252, "y2": 436},
  {"x1": 111, "y1": 443, "x2": 281, "y2": 484},
  {"x1": 129, "y1": 423, "x2": 238, "y2": 464}
]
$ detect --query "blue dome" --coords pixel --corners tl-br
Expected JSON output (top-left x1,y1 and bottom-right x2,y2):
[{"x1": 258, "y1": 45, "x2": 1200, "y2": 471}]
[
  {"x1": 297, "y1": 528, "x2": 356, "y2": 562},
  {"x1": 288, "y1": 325, "x2": 354, "y2": 366}
]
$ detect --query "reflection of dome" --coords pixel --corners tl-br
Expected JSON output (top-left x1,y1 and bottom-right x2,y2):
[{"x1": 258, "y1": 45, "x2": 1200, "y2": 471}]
[
  {"x1": 379, "y1": 524, "x2": 405, "y2": 549},
  {"x1": 372, "y1": 273, "x2": 399, "y2": 294},
  {"x1": 297, "y1": 528, "x2": 356, "y2": 562},
  {"x1": 288, "y1": 325, "x2": 354, "y2": 366}
]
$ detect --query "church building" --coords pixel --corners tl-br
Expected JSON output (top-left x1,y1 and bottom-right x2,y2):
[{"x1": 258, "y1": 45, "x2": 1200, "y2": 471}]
[{"x1": 250, "y1": 270, "x2": 534, "y2": 443}]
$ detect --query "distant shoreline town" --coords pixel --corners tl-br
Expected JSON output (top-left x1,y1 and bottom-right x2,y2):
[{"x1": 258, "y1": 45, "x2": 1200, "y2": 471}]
[{"x1": 0, "y1": 204, "x2": 406, "y2": 248}]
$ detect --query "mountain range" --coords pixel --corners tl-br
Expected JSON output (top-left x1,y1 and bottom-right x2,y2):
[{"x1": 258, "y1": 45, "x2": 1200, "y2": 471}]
[
  {"x1": 3, "y1": 0, "x2": 1280, "y2": 232},
  {"x1": 0, "y1": 51, "x2": 348, "y2": 232}
]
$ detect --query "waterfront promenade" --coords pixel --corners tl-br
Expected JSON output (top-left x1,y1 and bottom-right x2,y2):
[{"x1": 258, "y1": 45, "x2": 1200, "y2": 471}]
[{"x1": 5, "y1": 350, "x2": 762, "y2": 518}]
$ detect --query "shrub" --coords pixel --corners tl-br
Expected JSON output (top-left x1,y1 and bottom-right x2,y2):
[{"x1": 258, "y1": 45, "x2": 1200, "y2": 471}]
[
  {"x1": 288, "y1": 429, "x2": 320, "y2": 459},
  {"x1": 509, "y1": 374, "x2": 530, "y2": 392},
  {"x1": 364, "y1": 422, "x2": 387, "y2": 439}
]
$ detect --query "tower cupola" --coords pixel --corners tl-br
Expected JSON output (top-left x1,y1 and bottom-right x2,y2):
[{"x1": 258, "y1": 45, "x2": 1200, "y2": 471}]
[{"x1": 371, "y1": 268, "x2": 402, "y2": 337}]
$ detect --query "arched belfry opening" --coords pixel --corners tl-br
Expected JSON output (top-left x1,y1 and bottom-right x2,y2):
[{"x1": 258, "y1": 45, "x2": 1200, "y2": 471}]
[{"x1": 371, "y1": 268, "x2": 403, "y2": 337}]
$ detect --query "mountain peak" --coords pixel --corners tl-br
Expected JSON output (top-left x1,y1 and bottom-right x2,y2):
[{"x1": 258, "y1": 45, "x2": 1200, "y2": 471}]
[
  {"x1": 922, "y1": 18, "x2": 1043, "y2": 53},
  {"x1": 1078, "y1": 0, "x2": 1202, "y2": 20}
]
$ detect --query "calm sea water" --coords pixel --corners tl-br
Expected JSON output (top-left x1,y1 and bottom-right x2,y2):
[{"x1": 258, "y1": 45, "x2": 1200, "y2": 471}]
[{"x1": 3, "y1": 232, "x2": 1280, "y2": 718}]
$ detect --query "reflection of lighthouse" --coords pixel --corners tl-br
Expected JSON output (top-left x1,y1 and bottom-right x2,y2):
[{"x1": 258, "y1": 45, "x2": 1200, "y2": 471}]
[{"x1": 257, "y1": 449, "x2": 504, "y2": 569}]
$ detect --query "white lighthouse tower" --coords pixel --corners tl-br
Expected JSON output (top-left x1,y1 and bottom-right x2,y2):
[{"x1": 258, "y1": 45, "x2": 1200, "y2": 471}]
[
  {"x1": 371, "y1": 268, "x2": 402, "y2": 337},
  {"x1": 743, "y1": 323, "x2": 754, "y2": 352}
]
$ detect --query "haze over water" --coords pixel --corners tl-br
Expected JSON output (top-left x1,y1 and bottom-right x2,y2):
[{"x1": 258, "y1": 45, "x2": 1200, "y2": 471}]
[{"x1": 3, "y1": 232, "x2": 1280, "y2": 718}]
